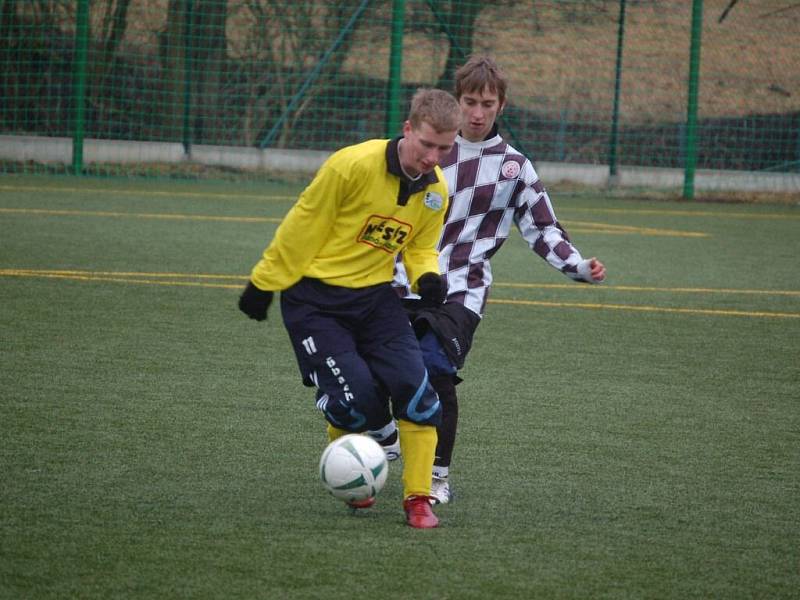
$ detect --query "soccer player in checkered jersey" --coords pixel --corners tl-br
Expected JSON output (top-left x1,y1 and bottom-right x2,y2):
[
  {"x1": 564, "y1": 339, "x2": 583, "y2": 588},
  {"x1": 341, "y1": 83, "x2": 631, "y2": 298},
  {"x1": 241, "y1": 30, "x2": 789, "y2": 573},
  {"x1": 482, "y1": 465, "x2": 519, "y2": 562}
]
[
  {"x1": 370, "y1": 56, "x2": 606, "y2": 505},
  {"x1": 239, "y1": 89, "x2": 461, "y2": 528}
]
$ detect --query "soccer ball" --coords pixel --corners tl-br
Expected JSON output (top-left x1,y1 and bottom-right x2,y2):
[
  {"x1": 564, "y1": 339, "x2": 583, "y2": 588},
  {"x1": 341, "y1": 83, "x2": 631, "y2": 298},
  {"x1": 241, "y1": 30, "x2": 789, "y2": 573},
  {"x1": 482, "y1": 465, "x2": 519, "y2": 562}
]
[{"x1": 319, "y1": 434, "x2": 389, "y2": 503}]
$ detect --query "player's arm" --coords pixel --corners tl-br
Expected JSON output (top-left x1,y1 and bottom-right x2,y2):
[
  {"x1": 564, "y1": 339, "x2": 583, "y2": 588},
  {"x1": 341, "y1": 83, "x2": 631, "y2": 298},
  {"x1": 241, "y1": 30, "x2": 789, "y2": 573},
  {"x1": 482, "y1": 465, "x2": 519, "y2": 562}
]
[
  {"x1": 514, "y1": 163, "x2": 604, "y2": 283},
  {"x1": 402, "y1": 191, "x2": 448, "y2": 293},
  {"x1": 578, "y1": 257, "x2": 606, "y2": 282},
  {"x1": 239, "y1": 164, "x2": 344, "y2": 322},
  {"x1": 250, "y1": 164, "x2": 343, "y2": 291}
]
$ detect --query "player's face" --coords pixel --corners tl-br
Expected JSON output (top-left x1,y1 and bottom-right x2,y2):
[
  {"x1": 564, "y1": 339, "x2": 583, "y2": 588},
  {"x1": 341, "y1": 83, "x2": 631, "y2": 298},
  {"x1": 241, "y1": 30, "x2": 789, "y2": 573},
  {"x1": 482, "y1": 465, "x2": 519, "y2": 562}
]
[
  {"x1": 400, "y1": 120, "x2": 457, "y2": 177},
  {"x1": 459, "y1": 87, "x2": 505, "y2": 143}
]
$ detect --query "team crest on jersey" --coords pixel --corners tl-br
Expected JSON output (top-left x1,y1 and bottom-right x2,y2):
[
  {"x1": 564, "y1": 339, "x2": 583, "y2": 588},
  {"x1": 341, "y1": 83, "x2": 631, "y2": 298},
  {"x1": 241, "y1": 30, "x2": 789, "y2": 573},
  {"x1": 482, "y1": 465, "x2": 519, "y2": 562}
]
[
  {"x1": 358, "y1": 215, "x2": 412, "y2": 253},
  {"x1": 423, "y1": 192, "x2": 443, "y2": 210},
  {"x1": 501, "y1": 160, "x2": 521, "y2": 179}
]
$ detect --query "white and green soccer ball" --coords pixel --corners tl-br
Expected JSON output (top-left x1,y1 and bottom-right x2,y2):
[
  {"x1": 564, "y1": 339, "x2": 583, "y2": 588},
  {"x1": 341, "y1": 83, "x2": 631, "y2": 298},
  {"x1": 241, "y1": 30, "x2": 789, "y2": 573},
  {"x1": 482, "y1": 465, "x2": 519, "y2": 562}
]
[{"x1": 319, "y1": 434, "x2": 388, "y2": 503}]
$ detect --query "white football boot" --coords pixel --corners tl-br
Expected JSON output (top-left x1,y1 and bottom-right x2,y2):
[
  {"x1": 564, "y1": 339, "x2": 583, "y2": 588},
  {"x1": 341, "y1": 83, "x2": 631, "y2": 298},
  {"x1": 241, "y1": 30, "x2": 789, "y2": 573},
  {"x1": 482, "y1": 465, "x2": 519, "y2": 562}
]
[{"x1": 430, "y1": 476, "x2": 451, "y2": 505}]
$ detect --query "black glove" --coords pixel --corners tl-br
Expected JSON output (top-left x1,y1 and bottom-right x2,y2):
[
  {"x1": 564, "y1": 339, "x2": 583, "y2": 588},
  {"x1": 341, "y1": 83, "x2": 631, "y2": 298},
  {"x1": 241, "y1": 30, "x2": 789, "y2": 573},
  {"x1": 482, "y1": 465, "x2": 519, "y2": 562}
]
[
  {"x1": 238, "y1": 281, "x2": 274, "y2": 321},
  {"x1": 416, "y1": 272, "x2": 446, "y2": 306}
]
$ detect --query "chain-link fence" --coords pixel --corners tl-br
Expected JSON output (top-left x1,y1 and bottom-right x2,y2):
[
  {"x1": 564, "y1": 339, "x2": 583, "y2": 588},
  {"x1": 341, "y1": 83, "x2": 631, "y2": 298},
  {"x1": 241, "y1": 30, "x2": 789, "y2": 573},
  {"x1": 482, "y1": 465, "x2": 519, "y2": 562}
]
[{"x1": 1, "y1": 0, "x2": 798, "y2": 196}]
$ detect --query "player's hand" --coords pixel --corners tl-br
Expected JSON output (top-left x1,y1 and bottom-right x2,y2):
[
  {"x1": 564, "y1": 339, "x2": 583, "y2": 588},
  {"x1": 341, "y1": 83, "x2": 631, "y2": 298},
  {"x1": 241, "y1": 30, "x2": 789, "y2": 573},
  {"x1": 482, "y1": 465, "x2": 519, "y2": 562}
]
[
  {"x1": 238, "y1": 281, "x2": 274, "y2": 321},
  {"x1": 417, "y1": 272, "x2": 446, "y2": 306},
  {"x1": 581, "y1": 257, "x2": 606, "y2": 282}
]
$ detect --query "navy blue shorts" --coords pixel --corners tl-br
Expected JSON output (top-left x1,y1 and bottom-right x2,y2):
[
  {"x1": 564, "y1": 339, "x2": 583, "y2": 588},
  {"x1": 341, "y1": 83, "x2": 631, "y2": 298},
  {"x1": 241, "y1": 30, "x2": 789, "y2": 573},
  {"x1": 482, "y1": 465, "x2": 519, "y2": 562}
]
[{"x1": 280, "y1": 278, "x2": 441, "y2": 431}]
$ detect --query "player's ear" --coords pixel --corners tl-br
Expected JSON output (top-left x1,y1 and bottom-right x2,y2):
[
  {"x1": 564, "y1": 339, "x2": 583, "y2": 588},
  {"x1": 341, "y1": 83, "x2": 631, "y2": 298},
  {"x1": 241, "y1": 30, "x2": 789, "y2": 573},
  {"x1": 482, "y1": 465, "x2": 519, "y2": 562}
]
[{"x1": 402, "y1": 120, "x2": 413, "y2": 137}]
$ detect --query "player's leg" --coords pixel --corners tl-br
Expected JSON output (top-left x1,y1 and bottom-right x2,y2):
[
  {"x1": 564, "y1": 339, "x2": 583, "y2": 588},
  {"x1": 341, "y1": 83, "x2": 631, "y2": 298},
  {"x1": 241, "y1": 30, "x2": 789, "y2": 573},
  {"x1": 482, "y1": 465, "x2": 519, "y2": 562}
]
[
  {"x1": 397, "y1": 418, "x2": 440, "y2": 526},
  {"x1": 374, "y1": 325, "x2": 458, "y2": 503},
  {"x1": 417, "y1": 330, "x2": 458, "y2": 504},
  {"x1": 366, "y1": 417, "x2": 400, "y2": 460},
  {"x1": 406, "y1": 303, "x2": 481, "y2": 504},
  {"x1": 310, "y1": 350, "x2": 390, "y2": 432},
  {"x1": 298, "y1": 346, "x2": 388, "y2": 510},
  {"x1": 432, "y1": 375, "x2": 457, "y2": 470},
  {"x1": 281, "y1": 280, "x2": 398, "y2": 513},
  {"x1": 287, "y1": 330, "x2": 388, "y2": 510},
  {"x1": 397, "y1": 418, "x2": 437, "y2": 494},
  {"x1": 280, "y1": 279, "x2": 386, "y2": 434},
  {"x1": 357, "y1": 287, "x2": 441, "y2": 527},
  {"x1": 326, "y1": 423, "x2": 348, "y2": 443},
  {"x1": 362, "y1": 334, "x2": 441, "y2": 494}
]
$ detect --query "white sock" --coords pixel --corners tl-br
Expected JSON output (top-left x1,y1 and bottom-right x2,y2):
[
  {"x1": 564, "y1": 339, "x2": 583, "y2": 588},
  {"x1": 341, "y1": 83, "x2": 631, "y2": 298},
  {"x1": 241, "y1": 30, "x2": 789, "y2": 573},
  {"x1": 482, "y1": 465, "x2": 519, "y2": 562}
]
[
  {"x1": 367, "y1": 419, "x2": 397, "y2": 442},
  {"x1": 432, "y1": 466, "x2": 449, "y2": 480}
]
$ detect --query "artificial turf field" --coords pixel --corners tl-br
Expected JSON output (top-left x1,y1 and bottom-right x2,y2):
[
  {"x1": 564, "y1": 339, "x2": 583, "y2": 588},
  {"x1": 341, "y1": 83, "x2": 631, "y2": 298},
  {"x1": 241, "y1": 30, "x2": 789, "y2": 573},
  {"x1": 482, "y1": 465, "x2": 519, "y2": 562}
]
[{"x1": 1, "y1": 175, "x2": 798, "y2": 599}]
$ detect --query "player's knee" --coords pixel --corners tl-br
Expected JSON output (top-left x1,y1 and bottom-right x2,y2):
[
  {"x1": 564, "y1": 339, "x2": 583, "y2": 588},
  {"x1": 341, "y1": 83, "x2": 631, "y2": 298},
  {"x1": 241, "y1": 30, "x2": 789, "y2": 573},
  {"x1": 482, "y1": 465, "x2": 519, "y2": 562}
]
[
  {"x1": 395, "y1": 375, "x2": 442, "y2": 427},
  {"x1": 318, "y1": 393, "x2": 367, "y2": 432},
  {"x1": 314, "y1": 351, "x2": 380, "y2": 432}
]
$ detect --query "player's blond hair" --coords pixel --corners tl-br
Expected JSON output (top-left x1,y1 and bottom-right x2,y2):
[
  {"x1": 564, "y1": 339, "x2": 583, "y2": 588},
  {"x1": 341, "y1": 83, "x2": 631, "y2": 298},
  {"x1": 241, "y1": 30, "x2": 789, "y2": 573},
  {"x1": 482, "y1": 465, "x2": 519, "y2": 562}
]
[
  {"x1": 407, "y1": 88, "x2": 460, "y2": 133},
  {"x1": 454, "y1": 55, "x2": 507, "y2": 105}
]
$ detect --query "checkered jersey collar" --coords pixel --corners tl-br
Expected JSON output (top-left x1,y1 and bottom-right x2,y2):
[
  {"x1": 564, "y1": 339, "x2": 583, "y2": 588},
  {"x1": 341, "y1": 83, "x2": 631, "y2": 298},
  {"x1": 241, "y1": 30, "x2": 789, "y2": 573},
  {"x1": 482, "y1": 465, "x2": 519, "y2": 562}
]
[
  {"x1": 385, "y1": 136, "x2": 439, "y2": 205},
  {"x1": 455, "y1": 124, "x2": 503, "y2": 150}
]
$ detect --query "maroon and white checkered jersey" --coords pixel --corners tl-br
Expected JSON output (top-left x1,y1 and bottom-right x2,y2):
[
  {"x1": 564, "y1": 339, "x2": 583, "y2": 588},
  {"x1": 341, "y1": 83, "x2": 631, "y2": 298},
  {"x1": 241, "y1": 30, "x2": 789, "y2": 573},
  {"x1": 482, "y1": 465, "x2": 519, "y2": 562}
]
[{"x1": 395, "y1": 131, "x2": 592, "y2": 317}]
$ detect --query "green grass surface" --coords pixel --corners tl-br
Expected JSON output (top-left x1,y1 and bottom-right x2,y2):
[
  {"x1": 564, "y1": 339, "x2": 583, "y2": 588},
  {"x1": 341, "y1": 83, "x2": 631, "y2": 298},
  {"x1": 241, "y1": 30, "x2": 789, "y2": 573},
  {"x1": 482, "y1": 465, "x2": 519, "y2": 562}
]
[{"x1": 2, "y1": 174, "x2": 799, "y2": 599}]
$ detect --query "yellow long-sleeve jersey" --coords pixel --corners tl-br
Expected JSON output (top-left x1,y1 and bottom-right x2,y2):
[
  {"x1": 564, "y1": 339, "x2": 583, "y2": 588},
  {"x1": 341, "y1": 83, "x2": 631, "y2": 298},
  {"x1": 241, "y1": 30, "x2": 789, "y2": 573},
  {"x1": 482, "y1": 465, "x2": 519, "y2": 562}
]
[{"x1": 250, "y1": 138, "x2": 449, "y2": 291}]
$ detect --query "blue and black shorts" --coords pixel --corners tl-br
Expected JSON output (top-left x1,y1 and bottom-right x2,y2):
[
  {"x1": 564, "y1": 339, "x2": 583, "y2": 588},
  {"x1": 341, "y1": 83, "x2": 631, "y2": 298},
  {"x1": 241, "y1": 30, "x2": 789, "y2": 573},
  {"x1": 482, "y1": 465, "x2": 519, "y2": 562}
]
[{"x1": 280, "y1": 278, "x2": 441, "y2": 431}]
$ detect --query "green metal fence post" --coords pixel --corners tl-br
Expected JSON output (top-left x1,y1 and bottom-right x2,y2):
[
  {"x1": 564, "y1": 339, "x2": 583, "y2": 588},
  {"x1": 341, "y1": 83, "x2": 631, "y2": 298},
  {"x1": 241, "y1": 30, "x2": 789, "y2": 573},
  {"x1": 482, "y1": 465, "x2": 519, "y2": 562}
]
[
  {"x1": 71, "y1": 0, "x2": 90, "y2": 174},
  {"x1": 608, "y1": 0, "x2": 626, "y2": 186},
  {"x1": 385, "y1": 0, "x2": 405, "y2": 138},
  {"x1": 182, "y1": 0, "x2": 194, "y2": 156},
  {"x1": 683, "y1": 0, "x2": 704, "y2": 200}
]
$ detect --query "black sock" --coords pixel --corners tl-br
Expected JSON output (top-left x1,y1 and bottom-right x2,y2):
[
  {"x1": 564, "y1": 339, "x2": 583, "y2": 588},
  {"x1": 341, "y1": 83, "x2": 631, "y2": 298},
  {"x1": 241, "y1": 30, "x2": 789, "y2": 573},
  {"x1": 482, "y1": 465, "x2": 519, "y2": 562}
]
[{"x1": 431, "y1": 374, "x2": 458, "y2": 467}]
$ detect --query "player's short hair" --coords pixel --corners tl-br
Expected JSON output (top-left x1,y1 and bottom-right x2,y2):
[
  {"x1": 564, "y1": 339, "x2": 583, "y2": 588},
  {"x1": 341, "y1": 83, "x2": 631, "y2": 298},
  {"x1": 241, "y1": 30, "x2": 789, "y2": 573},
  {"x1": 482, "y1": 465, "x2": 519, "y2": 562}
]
[
  {"x1": 407, "y1": 88, "x2": 460, "y2": 133},
  {"x1": 454, "y1": 55, "x2": 507, "y2": 105}
]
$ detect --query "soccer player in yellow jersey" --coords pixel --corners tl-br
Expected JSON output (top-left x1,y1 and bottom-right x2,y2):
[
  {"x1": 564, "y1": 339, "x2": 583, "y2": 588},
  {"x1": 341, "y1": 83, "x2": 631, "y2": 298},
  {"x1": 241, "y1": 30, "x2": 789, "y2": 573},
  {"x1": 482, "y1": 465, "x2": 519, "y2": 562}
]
[{"x1": 238, "y1": 88, "x2": 461, "y2": 528}]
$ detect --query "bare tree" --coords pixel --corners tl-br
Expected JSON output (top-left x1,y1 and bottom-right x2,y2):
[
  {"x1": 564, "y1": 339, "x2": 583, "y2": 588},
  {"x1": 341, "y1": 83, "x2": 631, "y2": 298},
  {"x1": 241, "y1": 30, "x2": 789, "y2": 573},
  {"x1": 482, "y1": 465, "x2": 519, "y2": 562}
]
[
  {"x1": 88, "y1": 0, "x2": 132, "y2": 131},
  {"x1": 160, "y1": 0, "x2": 191, "y2": 140},
  {"x1": 431, "y1": 0, "x2": 483, "y2": 90},
  {"x1": 232, "y1": 0, "x2": 366, "y2": 147},
  {"x1": 192, "y1": 0, "x2": 227, "y2": 144}
]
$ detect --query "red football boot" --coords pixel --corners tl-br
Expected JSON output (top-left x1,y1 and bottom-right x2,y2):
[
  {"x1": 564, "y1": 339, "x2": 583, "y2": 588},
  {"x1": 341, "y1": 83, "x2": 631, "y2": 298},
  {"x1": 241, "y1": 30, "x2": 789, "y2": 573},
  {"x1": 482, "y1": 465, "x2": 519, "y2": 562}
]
[
  {"x1": 346, "y1": 497, "x2": 376, "y2": 510},
  {"x1": 403, "y1": 496, "x2": 439, "y2": 529}
]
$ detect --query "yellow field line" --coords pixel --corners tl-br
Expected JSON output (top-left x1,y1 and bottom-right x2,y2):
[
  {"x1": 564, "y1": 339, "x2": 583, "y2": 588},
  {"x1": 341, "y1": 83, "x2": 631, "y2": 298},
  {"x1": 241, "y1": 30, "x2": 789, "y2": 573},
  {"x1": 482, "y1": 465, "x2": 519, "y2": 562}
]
[
  {"x1": 0, "y1": 184, "x2": 294, "y2": 202},
  {"x1": 0, "y1": 269, "x2": 239, "y2": 289},
  {"x1": 4, "y1": 269, "x2": 799, "y2": 297},
  {"x1": 0, "y1": 207, "x2": 282, "y2": 223},
  {"x1": 1, "y1": 207, "x2": 703, "y2": 237},
  {"x1": 560, "y1": 206, "x2": 800, "y2": 221},
  {"x1": 0, "y1": 269, "x2": 245, "y2": 280},
  {"x1": 495, "y1": 282, "x2": 800, "y2": 297},
  {"x1": 2, "y1": 269, "x2": 798, "y2": 319},
  {"x1": 565, "y1": 219, "x2": 708, "y2": 237},
  {"x1": 3, "y1": 183, "x2": 797, "y2": 219},
  {"x1": 490, "y1": 298, "x2": 800, "y2": 319}
]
